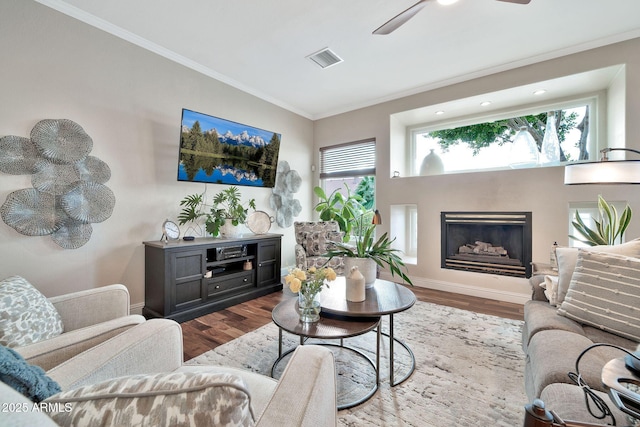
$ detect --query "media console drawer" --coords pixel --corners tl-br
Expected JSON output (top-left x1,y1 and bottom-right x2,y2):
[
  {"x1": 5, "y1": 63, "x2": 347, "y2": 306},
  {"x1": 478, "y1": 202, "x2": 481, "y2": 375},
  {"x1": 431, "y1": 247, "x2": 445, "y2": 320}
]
[{"x1": 207, "y1": 271, "x2": 253, "y2": 297}]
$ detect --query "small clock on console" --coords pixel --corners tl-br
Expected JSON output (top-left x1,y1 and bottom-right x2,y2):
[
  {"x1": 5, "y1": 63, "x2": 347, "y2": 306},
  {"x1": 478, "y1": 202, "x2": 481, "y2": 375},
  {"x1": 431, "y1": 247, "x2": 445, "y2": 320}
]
[{"x1": 161, "y1": 219, "x2": 180, "y2": 243}]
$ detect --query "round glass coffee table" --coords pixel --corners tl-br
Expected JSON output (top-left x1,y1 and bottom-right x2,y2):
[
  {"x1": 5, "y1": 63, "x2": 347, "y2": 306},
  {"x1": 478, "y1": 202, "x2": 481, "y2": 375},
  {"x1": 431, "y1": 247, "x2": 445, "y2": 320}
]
[
  {"x1": 321, "y1": 277, "x2": 417, "y2": 386},
  {"x1": 271, "y1": 297, "x2": 381, "y2": 409}
]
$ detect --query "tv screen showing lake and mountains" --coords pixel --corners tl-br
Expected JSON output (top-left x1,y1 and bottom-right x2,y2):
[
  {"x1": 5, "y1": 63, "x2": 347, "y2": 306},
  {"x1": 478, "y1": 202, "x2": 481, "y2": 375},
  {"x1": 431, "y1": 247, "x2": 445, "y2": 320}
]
[{"x1": 178, "y1": 109, "x2": 281, "y2": 188}]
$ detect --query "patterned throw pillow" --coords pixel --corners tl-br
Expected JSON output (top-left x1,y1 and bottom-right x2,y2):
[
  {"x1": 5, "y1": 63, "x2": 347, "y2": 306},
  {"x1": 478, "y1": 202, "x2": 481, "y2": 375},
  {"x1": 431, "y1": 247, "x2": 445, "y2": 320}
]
[
  {"x1": 558, "y1": 250, "x2": 640, "y2": 341},
  {"x1": 305, "y1": 231, "x2": 343, "y2": 256},
  {"x1": 0, "y1": 276, "x2": 64, "y2": 348},
  {"x1": 46, "y1": 371, "x2": 255, "y2": 427},
  {"x1": 555, "y1": 238, "x2": 640, "y2": 305},
  {"x1": 294, "y1": 221, "x2": 340, "y2": 249}
]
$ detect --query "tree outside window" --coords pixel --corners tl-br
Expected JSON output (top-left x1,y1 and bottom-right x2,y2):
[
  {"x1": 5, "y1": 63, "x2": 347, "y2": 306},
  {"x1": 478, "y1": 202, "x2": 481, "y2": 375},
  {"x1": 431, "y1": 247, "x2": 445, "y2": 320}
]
[{"x1": 413, "y1": 105, "x2": 591, "y2": 174}]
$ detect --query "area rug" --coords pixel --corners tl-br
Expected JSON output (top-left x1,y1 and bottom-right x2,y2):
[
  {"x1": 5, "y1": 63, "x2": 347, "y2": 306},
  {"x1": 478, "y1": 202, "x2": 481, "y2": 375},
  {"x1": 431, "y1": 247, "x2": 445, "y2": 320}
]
[{"x1": 186, "y1": 300, "x2": 527, "y2": 426}]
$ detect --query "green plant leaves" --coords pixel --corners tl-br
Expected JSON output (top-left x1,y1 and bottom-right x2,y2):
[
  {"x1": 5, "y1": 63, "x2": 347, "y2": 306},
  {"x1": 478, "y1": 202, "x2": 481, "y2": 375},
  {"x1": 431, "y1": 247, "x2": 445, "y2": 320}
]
[
  {"x1": 178, "y1": 193, "x2": 205, "y2": 225},
  {"x1": 326, "y1": 217, "x2": 413, "y2": 286},
  {"x1": 313, "y1": 186, "x2": 327, "y2": 200},
  {"x1": 178, "y1": 186, "x2": 255, "y2": 237},
  {"x1": 313, "y1": 184, "x2": 366, "y2": 242},
  {"x1": 570, "y1": 195, "x2": 632, "y2": 246}
]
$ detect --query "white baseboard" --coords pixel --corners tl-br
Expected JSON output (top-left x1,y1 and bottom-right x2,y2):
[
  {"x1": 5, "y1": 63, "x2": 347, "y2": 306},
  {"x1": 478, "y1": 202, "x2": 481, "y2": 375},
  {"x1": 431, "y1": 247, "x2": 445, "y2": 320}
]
[
  {"x1": 259, "y1": 266, "x2": 529, "y2": 306},
  {"x1": 378, "y1": 272, "x2": 530, "y2": 305},
  {"x1": 130, "y1": 302, "x2": 144, "y2": 316}
]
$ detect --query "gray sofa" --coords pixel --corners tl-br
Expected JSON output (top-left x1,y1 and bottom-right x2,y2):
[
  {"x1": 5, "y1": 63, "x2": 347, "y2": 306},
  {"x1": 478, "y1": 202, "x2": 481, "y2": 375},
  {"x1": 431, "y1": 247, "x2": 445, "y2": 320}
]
[{"x1": 523, "y1": 246, "x2": 640, "y2": 425}]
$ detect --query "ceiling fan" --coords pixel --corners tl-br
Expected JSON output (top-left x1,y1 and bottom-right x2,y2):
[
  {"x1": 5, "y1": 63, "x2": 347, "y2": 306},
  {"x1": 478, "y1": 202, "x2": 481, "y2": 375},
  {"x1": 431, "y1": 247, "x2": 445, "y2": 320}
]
[{"x1": 373, "y1": 0, "x2": 531, "y2": 35}]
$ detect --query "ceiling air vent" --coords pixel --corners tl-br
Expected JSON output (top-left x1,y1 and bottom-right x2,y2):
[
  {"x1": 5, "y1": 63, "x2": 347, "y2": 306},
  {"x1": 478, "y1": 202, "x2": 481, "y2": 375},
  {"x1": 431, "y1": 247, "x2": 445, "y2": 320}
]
[{"x1": 307, "y1": 48, "x2": 343, "y2": 69}]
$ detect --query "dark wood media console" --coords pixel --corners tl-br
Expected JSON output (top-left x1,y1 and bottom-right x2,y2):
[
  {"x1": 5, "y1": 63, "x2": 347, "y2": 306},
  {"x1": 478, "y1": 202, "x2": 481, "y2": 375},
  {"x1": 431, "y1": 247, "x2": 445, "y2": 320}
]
[{"x1": 143, "y1": 234, "x2": 282, "y2": 323}]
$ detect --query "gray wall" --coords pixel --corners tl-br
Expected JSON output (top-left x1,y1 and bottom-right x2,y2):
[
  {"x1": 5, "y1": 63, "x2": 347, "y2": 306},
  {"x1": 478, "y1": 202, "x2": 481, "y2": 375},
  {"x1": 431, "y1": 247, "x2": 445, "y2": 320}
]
[
  {"x1": 0, "y1": 2, "x2": 314, "y2": 307},
  {"x1": 2, "y1": 1, "x2": 639, "y2": 308},
  {"x1": 314, "y1": 38, "x2": 640, "y2": 303}
]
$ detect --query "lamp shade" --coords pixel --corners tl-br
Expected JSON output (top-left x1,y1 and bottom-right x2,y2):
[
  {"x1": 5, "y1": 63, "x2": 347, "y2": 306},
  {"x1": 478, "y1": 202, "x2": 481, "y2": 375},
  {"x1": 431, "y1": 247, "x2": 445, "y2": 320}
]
[{"x1": 564, "y1": 160, "x2": 640, "y2": 184}]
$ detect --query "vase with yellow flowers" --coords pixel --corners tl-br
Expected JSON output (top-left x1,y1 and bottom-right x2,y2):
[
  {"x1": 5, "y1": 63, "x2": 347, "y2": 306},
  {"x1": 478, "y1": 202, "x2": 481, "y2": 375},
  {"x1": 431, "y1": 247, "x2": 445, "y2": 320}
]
[{"x1": 284, "y1": 266, "x2": 337, "y2": 323}]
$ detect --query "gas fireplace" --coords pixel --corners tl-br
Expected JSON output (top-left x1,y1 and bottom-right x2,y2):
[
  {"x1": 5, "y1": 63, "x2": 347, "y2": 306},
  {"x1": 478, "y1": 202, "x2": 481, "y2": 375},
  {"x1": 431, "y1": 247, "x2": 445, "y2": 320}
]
[{"x1": 441, "y1": 212, "x2": 532, "y2": 278}]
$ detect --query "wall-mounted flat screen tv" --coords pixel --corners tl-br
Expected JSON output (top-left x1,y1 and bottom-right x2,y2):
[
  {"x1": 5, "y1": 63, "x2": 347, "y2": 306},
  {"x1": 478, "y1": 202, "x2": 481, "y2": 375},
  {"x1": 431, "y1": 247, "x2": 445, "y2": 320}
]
[{"x1": 177, "y1": 108, "x2": 281, "y2": 188}]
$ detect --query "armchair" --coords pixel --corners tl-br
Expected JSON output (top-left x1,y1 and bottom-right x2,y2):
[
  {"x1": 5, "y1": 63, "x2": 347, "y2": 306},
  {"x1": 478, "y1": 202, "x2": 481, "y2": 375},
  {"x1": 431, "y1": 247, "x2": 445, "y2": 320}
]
[
  {"x1": 5, "y1": 280, "x2": 145, "y2": 370},
  {"x1": 294, "y1": 221, "x2": 345, "y2": 275},
  {"x1": 0, "y1": 318, "x2": 338, "y2": 427}
]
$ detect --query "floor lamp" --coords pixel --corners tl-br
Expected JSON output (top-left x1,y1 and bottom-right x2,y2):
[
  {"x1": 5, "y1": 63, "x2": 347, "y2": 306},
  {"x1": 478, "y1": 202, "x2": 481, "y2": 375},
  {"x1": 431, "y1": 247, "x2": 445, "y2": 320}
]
[{"x1": 564, "y1": 148, "x2": 640, "y2": 185}]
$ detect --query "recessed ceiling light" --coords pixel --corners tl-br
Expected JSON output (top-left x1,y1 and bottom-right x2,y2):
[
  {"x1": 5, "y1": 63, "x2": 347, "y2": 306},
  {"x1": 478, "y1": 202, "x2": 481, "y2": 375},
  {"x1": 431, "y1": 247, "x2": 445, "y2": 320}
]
[
  {"x1": 437, "y1": 0, "x2": 459, "y2": 5},
  {"x1": 480, "y1": 101, "x2": 492, "y2": 107},
  {"x1": 435, "y1": 110, "x2": 445, "y2": 115},
  {"x1": 533, "y1": 89, "x2": 547, "y2": 96}
]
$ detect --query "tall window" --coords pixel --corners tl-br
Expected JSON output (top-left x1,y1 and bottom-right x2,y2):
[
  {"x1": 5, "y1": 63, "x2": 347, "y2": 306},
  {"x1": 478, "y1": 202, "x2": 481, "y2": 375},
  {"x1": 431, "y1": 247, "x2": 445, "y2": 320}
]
[{"x1": 320, "y1": 139, "x2": 376, "y2": 208}]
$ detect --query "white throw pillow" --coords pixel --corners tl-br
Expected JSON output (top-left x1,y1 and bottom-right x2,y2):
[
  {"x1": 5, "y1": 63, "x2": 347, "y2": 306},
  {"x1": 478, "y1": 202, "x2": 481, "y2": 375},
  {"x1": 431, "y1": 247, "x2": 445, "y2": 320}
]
[
  {"x1": 541, "y1": 275, "x2": 560, "y2": 306},
  {"x1": 558, "y1": 250, "x2": 640, "y2": 342},
  {"x1": 555, "y1": 238, "x2": 640, "y2": 305},
  {"x1": 555, "y1": 247, "x2": 580, "y2": 305},
  {"x1": 0, "y1": 276, "x2": 64, "y2": 348}
]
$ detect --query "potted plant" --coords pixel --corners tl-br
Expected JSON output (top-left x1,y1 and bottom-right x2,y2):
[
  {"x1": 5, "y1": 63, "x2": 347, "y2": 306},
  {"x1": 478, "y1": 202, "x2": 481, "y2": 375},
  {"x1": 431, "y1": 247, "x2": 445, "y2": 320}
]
[
  {"x1": 314, "y1": 185, "x2": 366, "y2": 242},
  {"x1": 327, "y1": 215, "x2": 413, "y2": 287},
  {"x1": 570, "y1": 195, "x2": 632, "y2": 245},
  {"x1": 178, "y1": 186, "x2": 256, "y2": 238}
]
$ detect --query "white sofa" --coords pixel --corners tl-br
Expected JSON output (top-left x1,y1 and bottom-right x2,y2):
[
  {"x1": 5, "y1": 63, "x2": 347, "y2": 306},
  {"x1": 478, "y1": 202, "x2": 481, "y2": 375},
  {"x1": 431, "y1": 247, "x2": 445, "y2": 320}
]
[
  {"x1": 0, "y1": 276, "x2": 145, "y2": 370},
  {"x1": 1, "y1": 318, "x2": 338, "y2": 427},
  {"x1": 17, "y1": 284, "x2": 146, "y2": 370}
]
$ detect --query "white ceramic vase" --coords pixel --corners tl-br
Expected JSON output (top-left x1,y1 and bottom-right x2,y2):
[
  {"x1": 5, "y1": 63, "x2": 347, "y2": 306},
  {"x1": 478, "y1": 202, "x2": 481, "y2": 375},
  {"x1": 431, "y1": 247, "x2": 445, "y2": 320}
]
[
  {"x1": 345, "y1": 265, "x2": 366, "y2": 302},
  {"x1": 219, "y1": 221, "x2": 241, "y2": 238},
  {"x1": 420, "y1": 149, "x2": 444, "y2": 176},
  {"x1": 343, "y1": 257, "x2": 377, "y2": 288}
]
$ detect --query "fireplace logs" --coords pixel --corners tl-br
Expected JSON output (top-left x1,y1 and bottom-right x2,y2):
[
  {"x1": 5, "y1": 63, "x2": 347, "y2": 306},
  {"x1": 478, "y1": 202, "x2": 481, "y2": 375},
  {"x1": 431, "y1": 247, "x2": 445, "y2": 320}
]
[
  {"x1": 459, "y1": 241, "x2": 508, "y2": 257},
  {"x1": 452, "y1": 239, "x2": 524, "y2": 268}
]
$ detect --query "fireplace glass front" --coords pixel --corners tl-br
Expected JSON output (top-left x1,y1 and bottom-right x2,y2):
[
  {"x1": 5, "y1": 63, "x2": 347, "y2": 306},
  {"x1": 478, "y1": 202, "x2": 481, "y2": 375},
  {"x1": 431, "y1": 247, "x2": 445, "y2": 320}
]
[{"x1": 441, "y1": 212, "x2": 532, "y2": 278}]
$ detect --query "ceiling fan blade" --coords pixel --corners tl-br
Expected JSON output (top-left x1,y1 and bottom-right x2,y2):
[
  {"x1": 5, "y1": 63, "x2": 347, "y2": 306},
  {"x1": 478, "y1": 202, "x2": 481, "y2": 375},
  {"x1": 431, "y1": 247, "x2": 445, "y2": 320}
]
[
  {"x1": 496, "y1": 0, "x2": 531, "y2": 4},
  {"x1": 373, "y1": 0, "x2": 431, "y2": 35}
]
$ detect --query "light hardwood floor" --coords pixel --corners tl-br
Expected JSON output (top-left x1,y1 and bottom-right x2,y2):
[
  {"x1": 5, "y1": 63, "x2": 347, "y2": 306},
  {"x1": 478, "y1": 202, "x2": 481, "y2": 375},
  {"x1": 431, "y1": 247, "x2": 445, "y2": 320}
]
[{"x1": 181, "y1": 286, "x2": 524, "y2": 361}]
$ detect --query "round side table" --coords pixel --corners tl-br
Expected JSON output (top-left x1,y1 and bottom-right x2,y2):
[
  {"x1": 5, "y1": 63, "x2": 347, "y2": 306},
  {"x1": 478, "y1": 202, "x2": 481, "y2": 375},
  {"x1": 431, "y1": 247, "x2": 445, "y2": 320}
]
[
  {"x1": 321, "y1": 277, "x2": 417, "y2": 386},
  {"x1": 271, "y1": 297, "x2": 380, "y2": 409}
]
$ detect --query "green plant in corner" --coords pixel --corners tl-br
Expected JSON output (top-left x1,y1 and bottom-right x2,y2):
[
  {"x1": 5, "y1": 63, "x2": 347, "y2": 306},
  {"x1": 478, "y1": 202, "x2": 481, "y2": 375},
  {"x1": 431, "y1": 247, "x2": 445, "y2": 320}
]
[
  {"x1": 569, "y1": 195, "x2": 632, "y2": 246},
  {"x1": 313, "y1": 185, "x2": 366, "y2": 242},
  {"x1": 178, "y1": 186, "x2": 256, "y2": 237},
  {"x1": 326, "y1": 215, "x2": 413, "y2": 286}
]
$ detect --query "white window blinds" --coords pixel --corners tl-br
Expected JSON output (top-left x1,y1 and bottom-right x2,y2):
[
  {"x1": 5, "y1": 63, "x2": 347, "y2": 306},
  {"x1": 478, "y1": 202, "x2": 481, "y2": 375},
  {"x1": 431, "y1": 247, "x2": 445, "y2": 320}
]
[{"x1": 319, "y1": 139, "x2": 376, "y2": 179}]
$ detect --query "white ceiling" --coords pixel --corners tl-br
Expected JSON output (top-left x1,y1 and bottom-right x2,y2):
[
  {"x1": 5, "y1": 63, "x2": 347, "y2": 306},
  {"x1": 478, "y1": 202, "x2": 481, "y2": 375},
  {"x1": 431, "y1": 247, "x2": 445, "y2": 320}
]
[{"x1": 35, "y1": 0, "x2": 640, "y2": 120}]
